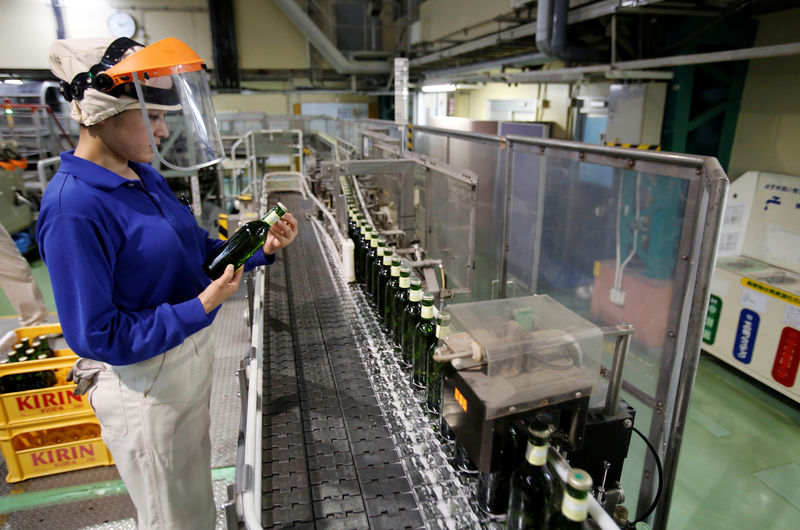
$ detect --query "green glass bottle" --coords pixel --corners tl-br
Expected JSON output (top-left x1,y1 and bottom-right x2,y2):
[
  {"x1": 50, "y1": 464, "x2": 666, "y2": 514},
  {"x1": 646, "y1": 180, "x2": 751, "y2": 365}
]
[
  {"x1": 364, "y1": 232, "x2": 380, "y2": 294},
  {"x1": 0, "y1": 358, "x2": 10, "y2": 393},
  {"x1": 383, "y1": 257, "x2": 402, "y2": 325},
  {"x1": 506, "y1": 422, "x2": 555, "y2": 530},
  {"x1": 37, "y1": 335, "x2": 54, "y2": 358},
  {"x1": 425, "y1": 311, "x2": 449, "y2": 414},
  {"x1": 412, "y1": 294, "x2": 436, "y2": 389},
  {"x1": 15, "y1": 355, "x2": 30, "y2": 392},
  {"x1": 400, "y1": 279, "x2": 423, "y2": 367},
  {"x1": 354, "y1": 217, "x2": 368, "y2": 283},
  {"x1": 477, "y1": 421, "x2": 526, "y2": 516},
  {"x1": 375, "y1": 248, "x2": 394, "y2": 313},
  {"x1": 369, "y1": 240, "x2": 387, "y2": 303},
  {"x1": 31, "y1": 353, "x2": 50, "y2": 389},
  {"x1": 347, "y1": 208, "x2": 358, "y2": 241},
  {"x1": 391, "y1": 267, "x2": 412, "y2": 345},
  {"x1": 203, "y1": 201, "x2": 288, "y2": 280},
  {"x1": 549, "y1": 469, "x2": 593, "y2": 530}
]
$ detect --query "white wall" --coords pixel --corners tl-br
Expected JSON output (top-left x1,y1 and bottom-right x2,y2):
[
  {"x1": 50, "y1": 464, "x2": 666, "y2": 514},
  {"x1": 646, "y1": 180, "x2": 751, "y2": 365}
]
[
  {"x1": 0, "y1": 0, "x2": 212, "y2": 69},
  {"x1": 451, "y1": 82, "x2": 574, "y2": 139}
]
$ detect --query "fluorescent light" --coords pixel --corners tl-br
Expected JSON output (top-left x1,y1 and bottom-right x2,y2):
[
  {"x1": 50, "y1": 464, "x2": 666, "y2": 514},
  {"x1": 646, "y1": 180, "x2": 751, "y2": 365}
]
[
  {"x1": 421, "y1": 84, "x2": 456, "y2": 93},
  {"x1": 4, "y1": 79, "x2": 23, "y2": 85}
]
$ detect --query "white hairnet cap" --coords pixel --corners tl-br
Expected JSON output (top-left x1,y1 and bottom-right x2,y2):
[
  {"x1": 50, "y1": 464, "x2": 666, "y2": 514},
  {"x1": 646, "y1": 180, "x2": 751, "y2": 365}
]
[{"x1": 49, "y1": 38, "x2": 141, "y2": 126}]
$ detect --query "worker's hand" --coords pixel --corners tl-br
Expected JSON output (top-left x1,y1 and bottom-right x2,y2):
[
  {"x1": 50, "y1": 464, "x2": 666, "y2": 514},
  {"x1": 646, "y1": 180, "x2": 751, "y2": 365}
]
[
  {"x1": 197, "y1": 264, "x2": 243, "y2": 314},
  {"x1": 263, "y1": 212, "x2": 298, "y2": 255}
]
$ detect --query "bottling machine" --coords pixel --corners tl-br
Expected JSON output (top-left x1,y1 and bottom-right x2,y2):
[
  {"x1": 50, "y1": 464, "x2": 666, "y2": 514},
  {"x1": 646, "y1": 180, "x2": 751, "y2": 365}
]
[{"x1": 225, "y1": 116, "x2": 727, "y2": 530}]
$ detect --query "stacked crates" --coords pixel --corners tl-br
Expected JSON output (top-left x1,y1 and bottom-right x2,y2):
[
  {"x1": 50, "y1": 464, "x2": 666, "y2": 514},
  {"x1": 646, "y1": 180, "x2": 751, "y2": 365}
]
[{"x1": 0, "y1": 323, "x2": 114, "y2": 482}]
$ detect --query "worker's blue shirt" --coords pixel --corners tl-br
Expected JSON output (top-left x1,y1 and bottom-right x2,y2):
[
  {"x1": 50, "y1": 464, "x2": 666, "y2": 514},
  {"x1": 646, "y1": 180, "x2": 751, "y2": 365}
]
[{"x1": 37, "y1": 151, "x2": 273, "y2": 366}]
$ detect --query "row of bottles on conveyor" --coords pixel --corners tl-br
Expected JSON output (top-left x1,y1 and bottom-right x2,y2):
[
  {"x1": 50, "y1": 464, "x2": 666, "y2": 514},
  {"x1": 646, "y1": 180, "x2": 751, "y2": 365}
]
[
  {"x1": 344, "y1": 197, "x2": 450, "y2": 422},
  {"x1": 343, "y1": 188, "x2": 615, "y2": 529},
  {"x1": 505, "y1": 420, "x2": 596, "y2": 530},
  {"x1": 343, "y1": 194, "x2": 600, "y2": 529}
]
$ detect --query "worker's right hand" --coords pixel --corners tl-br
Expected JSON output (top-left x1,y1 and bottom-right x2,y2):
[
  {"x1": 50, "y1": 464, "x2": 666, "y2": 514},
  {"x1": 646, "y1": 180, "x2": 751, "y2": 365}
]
[{"x1": 197, "y1": 264, "x2": 243, "y2": 314}]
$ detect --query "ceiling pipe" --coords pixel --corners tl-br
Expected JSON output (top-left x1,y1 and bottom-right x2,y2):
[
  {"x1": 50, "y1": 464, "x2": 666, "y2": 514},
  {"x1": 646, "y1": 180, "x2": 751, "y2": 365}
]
[
  {"x1": 425, "y1": 42, "x2": 800, "y2": 85},
  {"x1": 536, "y1": 0, "x2": 554, "y2": 58},
  {"x1": 272, "y1": 0, "x2": 390, "y2": 75},
  {"x1": 551, "y1": 0, "x2": 607, "y2": 63},
  {"x1": 423, "y1": 52, "x2": 551, "y2": 80}
]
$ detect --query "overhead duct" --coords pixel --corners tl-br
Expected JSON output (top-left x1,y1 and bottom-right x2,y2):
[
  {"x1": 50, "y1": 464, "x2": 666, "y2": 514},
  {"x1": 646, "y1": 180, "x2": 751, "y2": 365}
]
[
  {"x1": 272, "y1": 0, "x2": 390, "y2": 75},
  {"x1": 551, "y1": 0, "x2": 607, "y2": 63},
  {"x1": 538, "y1": 0, "x2": 606, "y2": 64}
]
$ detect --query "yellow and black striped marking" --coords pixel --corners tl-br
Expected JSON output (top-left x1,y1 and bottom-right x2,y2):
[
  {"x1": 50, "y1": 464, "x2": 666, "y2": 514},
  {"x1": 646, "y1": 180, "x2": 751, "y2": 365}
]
[
  {"x1": 217, "y1": 214, "x2": 229, "y2": 240},
  {"x1": 605, "y1": 142, "x2": 661, "y2": 151}
]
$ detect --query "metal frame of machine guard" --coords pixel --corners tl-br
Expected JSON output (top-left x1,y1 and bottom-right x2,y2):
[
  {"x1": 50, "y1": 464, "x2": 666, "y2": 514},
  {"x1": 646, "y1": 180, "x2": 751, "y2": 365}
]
[
  {"x1": 321, "y1": 156, "x2": 479, "y2": 296},
  {"x1": 231, "y1": 117, "x2": 727, "y2": 529},
  {"x1": 402, "y1": 124, "x2": 728, "y2": 529},
  {"x1": 228, "y1": 129, "x2": 304, "y2": 200}
]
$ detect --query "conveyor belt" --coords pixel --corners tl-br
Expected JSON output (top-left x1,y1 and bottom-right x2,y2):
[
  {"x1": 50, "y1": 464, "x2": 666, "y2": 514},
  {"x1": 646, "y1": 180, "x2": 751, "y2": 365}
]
[{"x1": 260, "y1": 194, "x2": 424, "y2": 529}]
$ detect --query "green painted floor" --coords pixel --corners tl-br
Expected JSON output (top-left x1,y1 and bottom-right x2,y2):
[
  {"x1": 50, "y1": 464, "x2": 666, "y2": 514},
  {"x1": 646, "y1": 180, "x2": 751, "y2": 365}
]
[{"x1": 1, "y1": 257, "x2": 799, "y2": 528}]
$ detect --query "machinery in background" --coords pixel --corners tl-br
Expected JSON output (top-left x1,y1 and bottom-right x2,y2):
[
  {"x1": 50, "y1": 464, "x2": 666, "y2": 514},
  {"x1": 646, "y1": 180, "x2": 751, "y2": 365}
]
[
  {"x1": 0, "y1": 145, "x2": 36, "y2": 254},
  {"x1": 438, "y1": 295, "x2": 640, "y2": 523},
  {"x1": 590, "y1": 172, "x2": 687, "y2": 350},
  {"x1": 703, "y1": 171, "x2": 800, "y2": 403},
  {"x1": 232, "y1": 117, "x2": 727, "y2": 530},
  {"x1": 588, "y1": 83, "x2": 682, "y2": 352}
]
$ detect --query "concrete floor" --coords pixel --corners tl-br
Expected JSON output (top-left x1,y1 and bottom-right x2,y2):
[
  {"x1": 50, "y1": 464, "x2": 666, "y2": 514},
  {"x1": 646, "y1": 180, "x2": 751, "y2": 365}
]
[{"x1": 1, "y1": 257, "x2": 799, "y2": 529}]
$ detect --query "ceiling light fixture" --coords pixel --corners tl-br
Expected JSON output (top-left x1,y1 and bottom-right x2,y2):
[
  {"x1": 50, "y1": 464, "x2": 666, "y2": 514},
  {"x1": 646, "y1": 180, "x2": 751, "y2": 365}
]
[{"x1": 421, "y1": 83, "x2": 457, "y2": 93}]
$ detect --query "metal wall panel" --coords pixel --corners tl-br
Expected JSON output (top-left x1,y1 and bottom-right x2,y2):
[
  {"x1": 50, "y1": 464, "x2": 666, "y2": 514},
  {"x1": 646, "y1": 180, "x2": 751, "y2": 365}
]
[
  {"x1": 444, "y1": 135, "x2": 504, "y2": 301},
  {"x1": 412, "y1": 130, "x2": 448, "y2": 162},
  {"x1": 425, "y1": 167, "x2": 476, "y2": 292}
]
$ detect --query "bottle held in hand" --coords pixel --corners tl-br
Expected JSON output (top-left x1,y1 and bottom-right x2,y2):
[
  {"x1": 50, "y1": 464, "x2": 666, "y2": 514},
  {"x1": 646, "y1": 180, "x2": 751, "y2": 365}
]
[{"x1": 203, "y1": 202, "x2": 288, "y2": 280}]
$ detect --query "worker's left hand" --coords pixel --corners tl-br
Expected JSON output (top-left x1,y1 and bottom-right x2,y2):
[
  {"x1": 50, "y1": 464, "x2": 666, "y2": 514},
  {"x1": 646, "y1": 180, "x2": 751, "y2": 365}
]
[{"x1": 263, "y1": 212, "x2": 298, "y2": 255}]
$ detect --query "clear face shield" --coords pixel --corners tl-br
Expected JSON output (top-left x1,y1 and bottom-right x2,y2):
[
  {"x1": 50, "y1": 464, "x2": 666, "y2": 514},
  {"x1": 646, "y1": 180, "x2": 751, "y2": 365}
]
[{"x1": 132, "y1": 69, "x2": 225, "y2": 172}]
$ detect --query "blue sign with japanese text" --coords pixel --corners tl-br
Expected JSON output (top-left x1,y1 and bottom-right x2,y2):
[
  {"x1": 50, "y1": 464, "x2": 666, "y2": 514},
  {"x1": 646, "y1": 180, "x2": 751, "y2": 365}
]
[{"x1": 733, "y1": 309, "x2": 759, "y2": 364}]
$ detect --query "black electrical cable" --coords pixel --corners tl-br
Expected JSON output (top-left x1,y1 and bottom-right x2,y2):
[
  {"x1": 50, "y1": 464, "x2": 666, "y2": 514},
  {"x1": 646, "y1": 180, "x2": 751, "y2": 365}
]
[{"x1": 631, "y1": 426, "x2": 663, "y2": 524}]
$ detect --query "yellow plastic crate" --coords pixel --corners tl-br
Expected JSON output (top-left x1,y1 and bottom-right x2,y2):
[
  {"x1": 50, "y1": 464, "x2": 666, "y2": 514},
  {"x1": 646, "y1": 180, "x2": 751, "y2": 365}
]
[
  {"x1": 0, "y1": 411, "x2": 114, "y2": 482},
  {"x1": 1, "y1": 324, "x2": 87, "y2": 426}
]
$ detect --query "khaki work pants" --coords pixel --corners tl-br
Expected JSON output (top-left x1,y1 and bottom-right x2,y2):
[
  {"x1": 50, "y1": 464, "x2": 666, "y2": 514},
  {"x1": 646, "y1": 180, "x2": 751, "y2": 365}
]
[
  {"x1": 0, "y1": 223, "x2": 47, "y2": 326},
  {"x1": 89, "y1": 325, "x2": 217, "y2": 530}
]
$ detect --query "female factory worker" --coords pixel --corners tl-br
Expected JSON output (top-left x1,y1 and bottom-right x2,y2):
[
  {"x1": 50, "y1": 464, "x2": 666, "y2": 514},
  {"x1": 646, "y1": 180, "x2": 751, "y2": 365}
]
[{"x1": 38, "y1": 37, "x2": 297, "y2": 529}]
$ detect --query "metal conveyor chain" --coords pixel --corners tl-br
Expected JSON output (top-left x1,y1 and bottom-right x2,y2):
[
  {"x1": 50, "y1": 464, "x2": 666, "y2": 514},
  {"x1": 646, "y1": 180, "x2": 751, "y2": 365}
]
[{"x1": 260, "y1": 193, "x2": 423, "y2": 529}]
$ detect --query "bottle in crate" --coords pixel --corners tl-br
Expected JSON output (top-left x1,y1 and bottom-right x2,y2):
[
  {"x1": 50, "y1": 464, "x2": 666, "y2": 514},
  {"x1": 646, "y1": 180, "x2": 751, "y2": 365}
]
[
  {"x1": 63, "y1": 426, "x2": 85, "y2": 442},
  {"x1": 82, "y1": 423, "x2": 101, "y2": 439},
  {"x1": 45, "y1": 428, "x2": 67, "y2": 446}
]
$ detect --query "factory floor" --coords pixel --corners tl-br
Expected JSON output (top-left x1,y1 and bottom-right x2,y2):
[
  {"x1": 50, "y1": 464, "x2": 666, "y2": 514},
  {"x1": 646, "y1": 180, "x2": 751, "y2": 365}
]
[{"x1": 0, "y1": 257, "x2": 798, "y2": 529}]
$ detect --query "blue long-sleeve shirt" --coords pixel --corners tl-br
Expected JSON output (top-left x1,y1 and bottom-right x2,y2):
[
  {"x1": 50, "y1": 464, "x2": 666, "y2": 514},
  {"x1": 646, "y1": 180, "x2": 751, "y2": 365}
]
[{"x1": 37, "y1": 151, "x2": 273, "y2": 366}]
